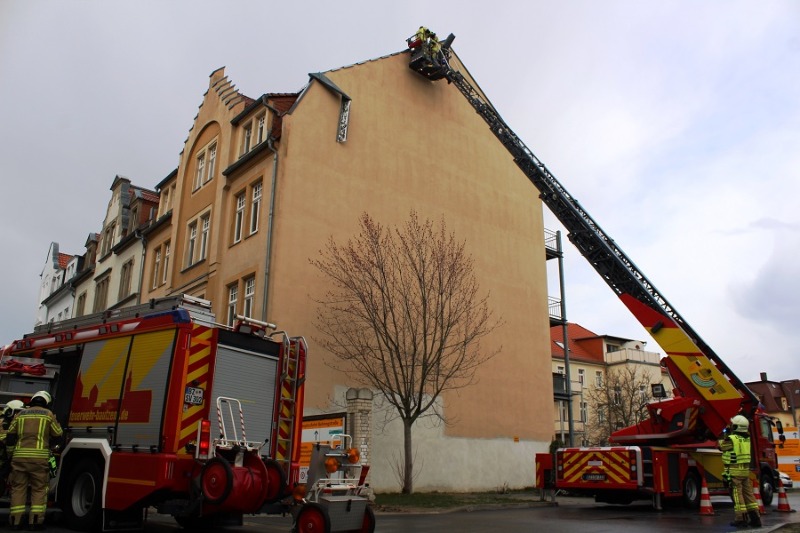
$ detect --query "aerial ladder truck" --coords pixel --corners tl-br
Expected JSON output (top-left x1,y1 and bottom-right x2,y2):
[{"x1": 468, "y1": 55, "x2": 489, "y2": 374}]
[{"x1": 406, "y1": 30, "x2": 784, "y2": 508}]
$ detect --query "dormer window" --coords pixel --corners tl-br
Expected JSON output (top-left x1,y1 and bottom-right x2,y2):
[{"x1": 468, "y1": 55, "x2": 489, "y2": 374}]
[{"x1": 239, "y1": 112, "x2": 267, "y2": 157}]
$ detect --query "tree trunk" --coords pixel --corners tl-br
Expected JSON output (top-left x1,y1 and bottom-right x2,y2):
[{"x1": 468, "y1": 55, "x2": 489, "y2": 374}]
[{"x1": 402, "y1": 418, "x2": 413, "y2": 494}]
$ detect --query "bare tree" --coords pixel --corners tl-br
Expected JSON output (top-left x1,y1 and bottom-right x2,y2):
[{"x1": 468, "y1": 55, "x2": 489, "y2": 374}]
[
  {"x1": 311, "y1": 211, "x2": 501, "y2": 493},
  {"x1": 584, "y1": 365, "x2": 654, "y2": 446}
]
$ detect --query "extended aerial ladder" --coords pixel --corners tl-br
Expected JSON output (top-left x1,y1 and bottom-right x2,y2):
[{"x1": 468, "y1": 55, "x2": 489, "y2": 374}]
[{"x1": 407, "y1": 32, "x2": 760, "y2": 442}]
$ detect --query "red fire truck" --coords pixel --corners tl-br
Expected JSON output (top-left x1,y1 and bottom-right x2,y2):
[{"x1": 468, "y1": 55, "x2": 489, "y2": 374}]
[{"x1": 0, "y1": 295, "x2": 312, "y2": 530}]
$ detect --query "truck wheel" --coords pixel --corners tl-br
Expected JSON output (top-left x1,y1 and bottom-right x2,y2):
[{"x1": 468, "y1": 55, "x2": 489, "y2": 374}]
[
  {"x1": 760, "y1": 471, "x2": 775, "y2": 506},
  {"x1": 357, "y1": 505, "x2": 375, "y2": 533},
  {"x1": 263, "y1": 458, "x2": 287, "y2": 503},
  {"x1": 293, "y1": 502, "x2": 331, "y2": 533},
  {"x1": 62, "y1": 458, "x2": 103, "y2": 532},
  {"x1": 201, "y1": 457, "x2": 234, "y2": 505},
  {"x1": 682, "y1": 472, "x2": 701, "y2": 509}
]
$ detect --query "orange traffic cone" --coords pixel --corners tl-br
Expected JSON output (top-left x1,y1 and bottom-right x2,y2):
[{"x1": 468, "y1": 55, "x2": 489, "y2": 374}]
[
  {"x1": 776, "y1": 478, "x2": 794, "y2": 513},
  {"x1": 753, "y1": 478, "x2": 766, "y2": 515},
  {"x1": 699, "y1": 476, "x2": 715, "y2": 516}
]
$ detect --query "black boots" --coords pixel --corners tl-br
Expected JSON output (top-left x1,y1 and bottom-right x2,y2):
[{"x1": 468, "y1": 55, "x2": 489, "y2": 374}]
[{"x1": 747, "y1": 510, "x2": 762, "y2": 528}]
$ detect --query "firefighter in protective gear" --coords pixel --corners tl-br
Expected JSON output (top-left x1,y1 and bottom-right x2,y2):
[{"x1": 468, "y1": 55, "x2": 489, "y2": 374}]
[
  {"x1": 0, "y1": 400, "x2": 25, "y2": 494},
  {"x1": 718, "y1": 414, "x2": 761, "y2": 528},
  {"x1": 6, "y1": 391, "x2": 62, "y2": 530}
]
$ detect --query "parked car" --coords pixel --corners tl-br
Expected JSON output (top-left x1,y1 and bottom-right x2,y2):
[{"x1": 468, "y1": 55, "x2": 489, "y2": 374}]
[{"x1": 779, "y1": 471, "x2": 793, "y2": 489}]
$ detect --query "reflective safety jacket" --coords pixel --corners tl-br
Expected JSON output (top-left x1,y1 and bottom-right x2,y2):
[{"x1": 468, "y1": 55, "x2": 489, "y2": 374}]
[
  {"x1": 719, "y1": 433, "x2": 751, "y2": 477},
  {"x1": 6, "y1": 406, "x2": 62, "y2": 462}
]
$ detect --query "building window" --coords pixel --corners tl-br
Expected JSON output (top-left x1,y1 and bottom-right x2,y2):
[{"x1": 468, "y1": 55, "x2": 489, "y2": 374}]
[
  {"x1": 560, "y1": 401, "x2": 567, "y2": 422},
  {"x1": 613, "y1": 387, "x2": 622, "y2": 406},
  {"x1": 76, "y1": 292, "x2": 86, "y2": 317},
  {"x1": 234, "y1": 193, "x2": 245, "y2": 243},
  {"x1": 595, "y1": 371, "x2": 603, "y2": 387},
  {"x1": 557, "y1": 366, "x2": 564, "y2": 375},
  {"x1": 162, "y1": 241, "x2": 170, "y2": 284},
  {"x1": 193, "y1": 139, "x2": 218, "y2": 191},
  {"x1": 101, "y1": 222, "x2": 116, "y2": 256},
  {"x1": 207, "y1": 143, "x2": 217, "y2": 182},
  {"x1": 200, "y1": 214, "x2": 210, "y2": 260},
  {"x1": 250, "y1": 182, "x2": 262, "y2": 235},
  {"x1": 187, "y1": 221, "x2": 197, "y2": 266},
  {"x1": 129, "y1": 206, "x2": 139, "y2": 233},
  {"x1": 580, "y1": 402, "x2": 588, "y2": 423},
  {"x1": 578, "y1": 369, "x2": 585, "y2": 385},
  {"x1": 256, "y1": 114, "x2": 266, "y2": 144},
  {"x1": 93, "y1": 276, "x2": 110, "y2": 313},
  {"x1": 242, "y1": 124, "x2": 252, "y2": 154},
  {"x1": 606, "y1": 343, "x2": 619, "y2": 353},
  {"x1": 194, "y1": 153, "x2": 205, "y2": 190},
  {"x1": 243, "y1": 277, "x2": 255, "y2": 318},
  {"x1": 119, "y1": 259, "x2": 134, "y2": 300},
  {"x1": 598, "y1": 409, "x2": 606, "y2": 424},
  {"x1": 152, "y1": 249, "x2": 161, "y2": 290},
  {"x1": 227, "y1": 284, "x2": 238, "y2": 326}
]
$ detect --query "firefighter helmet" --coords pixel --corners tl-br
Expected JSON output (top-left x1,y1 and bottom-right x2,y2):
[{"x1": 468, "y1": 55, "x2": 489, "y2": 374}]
[
  {"x1": 731, "y1": 415, "x2": 749, "y2": 433},
  {"x1": 30, "y1": 390, "x2": 52, "y2": 407},
  {"x1": 2, "y1": 399, "x2": 24, "y2": 416}
]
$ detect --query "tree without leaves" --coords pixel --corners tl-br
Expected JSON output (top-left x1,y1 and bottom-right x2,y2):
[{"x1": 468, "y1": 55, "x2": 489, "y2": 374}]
[
  {"x1": 311, "y1": 211, "x2": 501, "y2": 493},
  {"x1": 584, "y1": 365, "x2": 655, "y2": 446}
]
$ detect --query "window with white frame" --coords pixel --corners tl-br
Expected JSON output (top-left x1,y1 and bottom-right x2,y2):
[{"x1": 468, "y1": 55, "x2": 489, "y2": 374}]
[
  {"x1": 580, "y1": 401, "x2": 588, "y2": 423},
  {"x1": 578, "y1": 368, "x2": 585, "y2": 385},
  {"x1": 199, "y1": 214, "x2": 210, "y2": 260},
  {"x1": 207, "y1": 143, "x2": 217, "y2": 182},
  {"x1": 152, "y1": 249, "x2": 161, "y2": 290},
  {"x1": 256, "y1": 114, "x2": 266, "y2": 144},
  {"x1": 595, "y1": 371, "x2": 603, "y2": 387},
  {"x1": 194, "y1": 153, "x2": 205, "y2": 191},
  {"x1": 187, "y1": 221, "x2": 197, "y2": 266},
  {"x1": 243, "y1": 277, "x2": 255, "y2": 318},
  {"x1": 162, "y1": 241, "x2": 170, "y2": 284},
  {"x1": 598, "y1": 408, "x2": 606, "y2": 424},
  {"x1": 186, "y1": 212, "x2": 211, "y2": 267},
  {"x1": 227, "y1": 284, "x2": 238, "y2": 326},
  {"x1": 242, "y1": 124, "x2": 252, "y2": 155},
  {"x1": 557, "y1": 366, "x2": 564, "y2": 375},
  {"x1": 193, "y1": 139, "x2": 218, "y2": 191},
  {"x1": 233, "y1": 193, "x2": 245, "y2": 243},
  {"x1": 250, "y1": 181, "x2": 262, "y2": 235}
]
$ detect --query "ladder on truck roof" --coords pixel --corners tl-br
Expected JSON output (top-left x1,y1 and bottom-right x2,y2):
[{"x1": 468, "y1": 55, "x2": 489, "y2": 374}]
[
  {"x1": 406, "y1": 33, "x2": 759, "y2": 423},
  {"x1": 31, "y1": 294, "x2": 217, "y2": 336}
]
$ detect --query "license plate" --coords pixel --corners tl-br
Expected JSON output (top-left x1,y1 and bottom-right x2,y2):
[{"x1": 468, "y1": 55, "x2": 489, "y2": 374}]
[
  {"x1": 583, "y1": 473, "x2": 606, "y2": 481},
  {"x1": 184, "y1": 386, "x2": 204, "y2": 405}
]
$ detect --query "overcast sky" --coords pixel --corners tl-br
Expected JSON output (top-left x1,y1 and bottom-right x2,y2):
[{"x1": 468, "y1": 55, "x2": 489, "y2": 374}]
[{"x1": 1, "y1": 1, "x2": 798, "y2": 384}]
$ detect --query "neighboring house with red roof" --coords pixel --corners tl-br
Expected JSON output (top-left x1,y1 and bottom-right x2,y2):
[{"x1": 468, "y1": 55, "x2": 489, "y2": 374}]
[
  {"x1": 550, "y1": 322, "x2": 670, "y2": 446},
  {"x1": 35, "y1": 242, "x2": 75, "y2": 327},
  {"x1": 746, "y1": 373, "x2": 800, "y2": 429}
]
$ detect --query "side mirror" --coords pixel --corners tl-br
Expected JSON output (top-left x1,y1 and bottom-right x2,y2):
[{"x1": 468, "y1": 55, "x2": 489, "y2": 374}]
[{"x1": 776, "y1": 420, "x2": 784, "y2": 434}]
